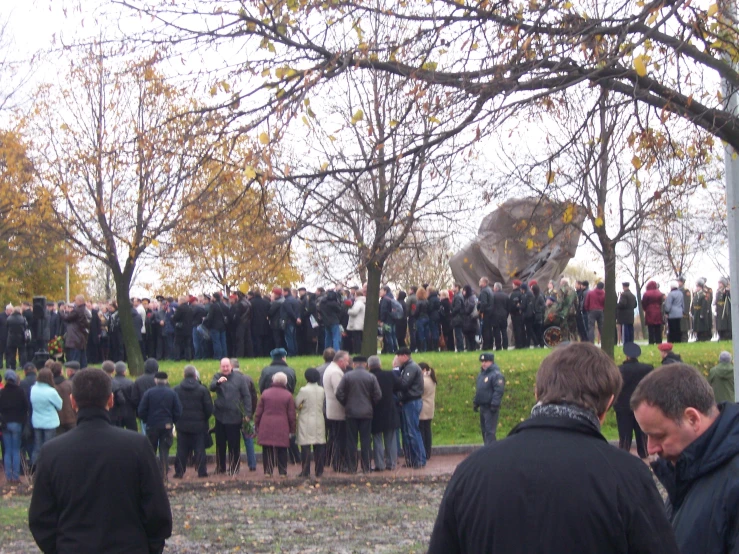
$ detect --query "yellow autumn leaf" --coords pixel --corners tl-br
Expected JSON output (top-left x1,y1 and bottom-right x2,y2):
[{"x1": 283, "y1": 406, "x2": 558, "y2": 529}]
[
  {"x1": 594, "y1": 216, "x2": 604, "y2": 227},
  {"x1": 245, "y1": 165, "x2": 257, "y2": 179},
  {"x1": 634, "y1": 55, "x2": 648, "y2": 77},
  {"x1": 708, "y1": 3, "x2": 718, "y2": 17},
  {"x1": 563, "y1": 0, "x2": 572, "y2": 7},
  {"x1": 351, "y1": 109, "x2": 364, "y2": 124},
  {"x1": 389, "y1": 120, "x2": 399, "y2": 127},
  {"x1": 320, "y1": 162, "x2": 329, "y2": 171},
  {"x1": 647, "y1": 11, "x2": 658, "y2": 25},
  {"x1": 547, "y1": 225, "x2": 554, "y2": 239},
  {"x1": 429, "y1": 116, "x2": 441, "y2": 124},
  {"x1": 546, "y1": 170, "x2": 555, "y2": 184},
  {"x1": 526, "y1": 238, "x2": 534, "y2": 250},
  {"x1": 259, "y1": 132, "x2": 269, "y2": 144},
  {"x1": 562, "y1": 204, "x2": 574, "y2": 224},
  {"x1": 632, "y1": 155, "x2": 642, "y2": 169},
  {"x1": 529, "y1": 226, "x2": 537, "y2": 236}
]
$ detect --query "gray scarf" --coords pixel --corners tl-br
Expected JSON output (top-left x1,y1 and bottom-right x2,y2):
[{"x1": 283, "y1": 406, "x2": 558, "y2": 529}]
[{"x1": 530, "y1": 402, "x2": 601, "y2": 432}]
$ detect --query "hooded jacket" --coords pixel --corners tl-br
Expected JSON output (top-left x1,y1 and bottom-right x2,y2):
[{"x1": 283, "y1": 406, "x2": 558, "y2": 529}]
[
  {"x1": 708, "y1": 362, "x2": 735, "y2": 404},
  {"x1": 652, "y1": 402, "x2": 739, "y2": 554},
  {"x1": 641, "y1": 281, "x2": 665, "y2": 326}
]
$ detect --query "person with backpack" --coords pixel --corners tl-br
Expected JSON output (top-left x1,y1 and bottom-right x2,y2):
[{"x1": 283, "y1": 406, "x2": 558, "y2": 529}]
[{"x1": 379, "y1": 286, "x2": 400, "y2": 354}]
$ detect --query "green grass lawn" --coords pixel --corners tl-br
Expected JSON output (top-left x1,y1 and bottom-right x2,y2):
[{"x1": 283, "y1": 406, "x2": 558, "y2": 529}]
[{"x1": 149, "y1": 340, "x2": 731, "y2": 445}]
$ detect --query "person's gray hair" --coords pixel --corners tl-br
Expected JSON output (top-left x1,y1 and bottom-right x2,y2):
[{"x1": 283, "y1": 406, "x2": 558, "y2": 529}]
[
  {"x1": 493, "y1": 282, "x2": 502, "y2": 291},
  {"x1": 272, "y1": 371, "x2": 288, "y2": 386},
  {"x1": 560, "y1": 277, "x2": 570, "y2": 286},
  {"x1": 669, "y1": 280, "x2": 679, "y2": 290},
  {"x1": 333, "y1": 350, "x2": 350, "y2": 363},
  {"x1": 719, "y1": 351, "x2": 732, "y2": 364},
  {"x1": 368, "y1": 355, "x2": 382, "y2": 370},
  {"x1": 5, "y1": 304, "x2": 11, "y2": 311},
  {"x1": 697, "y1": 277, "x2": 706, "y2": 287},
  {"x1": 114, "y1": 362, "x2": 127, "y2": 375},
  {"x1": 230, "y1": 358, "x2": 240, "y2": 369}
]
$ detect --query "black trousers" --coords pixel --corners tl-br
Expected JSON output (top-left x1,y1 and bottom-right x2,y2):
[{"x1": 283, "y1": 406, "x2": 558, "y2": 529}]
[
  {"x1": 647, "y1": 324, "x2": 663, "y2": 344},
  {"x1": 176, "y1": 431, "x2": 207, "y2": 477},
  {"x1": 481, "y1": 317, "x2": 494, "y2": 350},
  {"x1": 615, "y1": 409, "x2": 647, "y2": 458},
  {"x1": 349, "y1": 331, "x2": 363, "y2": 354},
  {"x1": 300, "y1": 444, "x2": 325, "y2": 477},
  {"x1": 215, "y1": 420, "x2": 242, "y2": 474},
  {"x1": 511, "y1": 314, "x2": 526, "y2": 348},
  {"x1": 5, "y1": 343, "x2": 26, "y2": 370},
  {"x1": 262, "y1": 446, "x2": 288, "y2": 475},
  {"x1": 252, "y1": 333, "x2": 268, "y2": 358},
  {"x1": 346, "y1": 418, "x2": 373, "y2": 473},
  {"x1": 419, "y1": 419, "x2": 432, "y2": 460},
  {"x1": 146, "y1": 427, "x2": 174, "y2": 479},
  {"x1": 464, "y1": 330, "x2": 478, "y2": 351},
  {"x1": 174, "y1": 335, "x2": 192, "y2": 361},
  {"x1": 326, "y1": 419, "x2": 349, "y2": 472},
  {"x1": 667, "y1": 318, "x2": 682, "y2": 343},
  {"x1": 493, "y1": 319, "x2": 508, "y2": 350}
]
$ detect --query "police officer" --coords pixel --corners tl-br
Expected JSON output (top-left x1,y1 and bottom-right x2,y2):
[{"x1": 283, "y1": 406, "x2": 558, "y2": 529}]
[{"x1": 473, "y1": 353, "x2": 506, "y2": 445}]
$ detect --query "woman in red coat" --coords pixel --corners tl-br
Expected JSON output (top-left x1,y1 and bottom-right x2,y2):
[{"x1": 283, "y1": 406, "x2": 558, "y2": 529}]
[
  {"x1": 641, "y1": 281, "x2": 665, "y2": 345},
  {"x1": 255, "y1": 372, "x2": 296, "y2": 477}
]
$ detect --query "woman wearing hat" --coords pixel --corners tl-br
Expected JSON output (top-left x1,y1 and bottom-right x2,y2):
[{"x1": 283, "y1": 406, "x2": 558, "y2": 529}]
[
  {"x1": 0, "y1": 370, "x2": 29, "y2": 481},
  {"x1": 294, "y1": 368, "x2": 326, "y2": 477},
  {"x1": 255, "y1": 372, "x2": 296, "y2": 477}
]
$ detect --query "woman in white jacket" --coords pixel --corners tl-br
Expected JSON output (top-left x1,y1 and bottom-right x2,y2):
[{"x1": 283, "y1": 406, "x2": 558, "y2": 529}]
[
  {"x1": 346, "y1": 292, "x2": 366, "y2": 354},
  {"x1": 295, "y1": 368, "x2": 326, "y2": 477}
]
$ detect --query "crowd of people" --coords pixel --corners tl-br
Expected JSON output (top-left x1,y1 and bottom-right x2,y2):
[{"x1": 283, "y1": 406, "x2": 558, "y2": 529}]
[
  {"x1": 0, "y1": 274, "x2": 730, "y2": 371},
  {"x1": 0, "y1": 345, "x2": 440, "y2": 484}
]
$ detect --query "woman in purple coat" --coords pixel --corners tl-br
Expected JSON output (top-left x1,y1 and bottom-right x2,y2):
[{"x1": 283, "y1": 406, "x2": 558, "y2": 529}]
[{"x1": 255, "y1": 372, "x2": 296, "y2": 477}]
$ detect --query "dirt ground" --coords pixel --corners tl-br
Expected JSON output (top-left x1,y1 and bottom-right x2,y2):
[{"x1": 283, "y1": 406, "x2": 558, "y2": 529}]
[{"x1": 0, "y1": 456, "x2": 462, "y2": 554}]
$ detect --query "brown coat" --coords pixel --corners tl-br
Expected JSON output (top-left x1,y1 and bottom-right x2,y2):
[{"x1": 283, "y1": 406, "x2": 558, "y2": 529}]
[
  {"x1": 56, "y1": 378, "x2": 77, "y2": 429},
  {"x1": 254, "y1": 383, "x2": 296, "y2": 447},
  {"x1": 60, "y1": 304, "x2": 90, "y2": 350}
]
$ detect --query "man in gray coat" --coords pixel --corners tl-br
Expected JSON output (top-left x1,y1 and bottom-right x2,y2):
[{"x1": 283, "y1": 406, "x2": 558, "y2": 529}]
[
  {"x1": 474, "y1": 353, "x2": 506, "y2": 445},
  {"x1": 336, "y1": 356, "x2": 382, "y2": 473},
  {"x1": 210, "y1": 358, "x2": 250, "y2": 475}
]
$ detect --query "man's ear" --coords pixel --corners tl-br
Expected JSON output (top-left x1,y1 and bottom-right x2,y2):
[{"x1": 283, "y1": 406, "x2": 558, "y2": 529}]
[
  {"x1": 598, "y1": 395, "x2": 615, "y2": 425},
  {"x1": 106, "y1": 393, "x2": 114, "y2": 411},
  {"x1": 70, "y1": 395, "x2": 79, "y2": 413}
]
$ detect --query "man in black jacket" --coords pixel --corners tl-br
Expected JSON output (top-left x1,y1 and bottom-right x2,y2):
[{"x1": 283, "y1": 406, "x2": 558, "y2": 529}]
[
  {"x1": 204, "y1": 292, "x2": 228, "y2": 360},
  {"x1": 508, "y1": 280, "x2": 526, "y2": 348},
  {"x1": 615, "y1": 342, "x2": 652, "y2": 458},
  {"x1": 477, "y1": 278, "x2": 495, "y2": 350},
  {"x1": 368, "y1": 355, "x2": 400, "y2": 471},
  {"x1": 394, "y1": 347, "x2": 425, "y2": 468},
  {"x1": 0, "y1": 304, "x2": 10, "y2": 369},
  {"x1": 249, "y1": 290, "x2": 271, "y2": 357},
  {"x1": 130, "y1": 358, "x2": 160, "y2": 435},
  {"x1": 259, "y1": 348, "x2": 297, "y2": 393},
  {"x1": 428, "y1": 342, "x2": 678, "y2": 554},
  {"x1": 617, "y1": 282, "x2": 638, "y2": 344},
  {"x1": 111, "y1": 362, "x2": 137, "y2": 431},
  {"x1": 473, "y1": 353, "x2": 505, "y2": 445},
  {"x1": 29, "y1": 368, "x2": 172, "y2": 554},
  {"x1": 172, "y1": 295, "x2": 194, "y2": 361},
  {"x1": 491, "y1": 283, "x2": 510, "y2": 351},
  {"x1": 280, "y1": 287, "x2": 302, "y2": 357},
  {"x1": 210, "y1": 358, "x2": 251, "y2": 475},
  {"x1": 633, "y1": 364, "x2": 739, "y2": 554},
  {"x1": 138, "y1": 372, "x2": 183, "y2": 480},
  {"x1": 173, "y1": 365, "x2": 213, "y2": 478}
]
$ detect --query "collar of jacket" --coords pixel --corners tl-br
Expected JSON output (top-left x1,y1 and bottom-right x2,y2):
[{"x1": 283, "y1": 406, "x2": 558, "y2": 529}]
[
  {"x1": 509, "y1": 410, "x2": 606, "y2": 442},
  {"x1": 672, "y1": 402, "x2": 739, "y2": 507},
  {"x1": 76, "y1": 407, "x2": 113, "y2": 425}
]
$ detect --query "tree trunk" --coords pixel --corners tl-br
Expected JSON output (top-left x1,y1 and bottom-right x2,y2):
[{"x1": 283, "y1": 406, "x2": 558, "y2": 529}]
[
  {"x1": 635, "y1": 281, "x2": 647, "y2": 342},
  {"x1": 361, "y1": 261, "x2": 383, "y2": 357},
  {"x1": 113, "y1": 269, "x2": 144, "y2": 375},
  {"x1": 601, "y1": 240, "x2": 617, "y2": 359}
]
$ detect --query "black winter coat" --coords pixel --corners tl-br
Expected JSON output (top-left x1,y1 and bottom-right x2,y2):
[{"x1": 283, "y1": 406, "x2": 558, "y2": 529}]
[
  {"x1": 60, "y1": 304, "x2": 90, "y2": 350},
  {"x1": 29, "y1": 408, "x2": 172, "y2": 554},
  {"x1": 615, "y1": 360, "x2": 653, "y2": 411},
  {"x1": 259, "y1": 360, "x2": 297, "y2": 393},
  {"x1": 492, "y1": 291, "x2": 510, "y2": 322},
  {"x1": 415, "y1": 299, "x2": 430, "y2": 320},
  {"x1": 477, "y1": 286, "x2": 494, "y2": 317},
  {"x1": 281, "y1": 294, "x2": 301, "y2": 325},
  {"x1": 319, "y1": 296, "x2": 342, "y2": 326},
  {"x1": 6, "y1": 312, "x2": 27, "y2": 347},
  {"x1": 428, "y1": 415, "x2": 679, "y2": 554},
  {"x1": 138, "y1": 384, "x2": 182, "y2": 429},
  {"x1": 250, "y1": 295, "x2": 271, "y2": 336},
  {"x1": 191, "y1": 303, "x2": 207, "y2": 327},
  {"x1": 652, "y1": 402, "x2": 739, "y2": 554},
  {"x1": 450, "y1": 293, "x2": 464, "y2": 328},
  {"x1": 617, "y1": 289, "x2": 638, "y2": 325},
  {"x1": 268, "y1": 298, "x2": 284, "y2": 331},
  {"x1": 111, "y1": 375, "x2": 136, "y2": 422},
  {"x1": 428, "y1": 293, "x2": 441, "y2": 323},
  {"x1": 204, "y1": 301, "x2": 227, "y2": 332},
  {"x1": 0, "y1": 311, "x2": 8, "y2": 345},
  {"x1": 398, "y1": 359, "x2": 424, "y2": 402},
  {"x1": 0, "y1": 382, "x2": 29, "y2": 424},
  {"x1": 131, "y1": 371, "x2": 157, "y2": 410},
  {"x1": 370, "y1": 368, "x2": 400, "y2": 433},
  {"x1": 173, "y1": 377, "x2": 214, "y2": 434},
  {"x1": 172, "y1": 303, "x2": 194, "y2": 338}
]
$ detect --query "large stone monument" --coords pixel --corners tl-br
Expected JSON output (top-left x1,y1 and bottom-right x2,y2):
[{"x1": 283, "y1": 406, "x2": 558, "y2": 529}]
[{"x1": 450, "y1": 197, "x2": 584, "y2": 292}]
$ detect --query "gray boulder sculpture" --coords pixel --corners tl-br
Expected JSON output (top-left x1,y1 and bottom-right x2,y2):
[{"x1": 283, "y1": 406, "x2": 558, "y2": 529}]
[{"x1": 450, "y1": 197, "x2": 584, "y2": 292}]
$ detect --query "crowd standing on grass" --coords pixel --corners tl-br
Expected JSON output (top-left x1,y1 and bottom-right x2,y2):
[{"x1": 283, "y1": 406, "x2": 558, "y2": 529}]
[{"x1": 0, "y1": 275, "x2": 729, "y2": 373}]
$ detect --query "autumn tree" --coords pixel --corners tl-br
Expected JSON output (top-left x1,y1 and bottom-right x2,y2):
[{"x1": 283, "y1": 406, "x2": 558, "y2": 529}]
[
  {"x1": 31, "y1": 47, "x2": 236, "y2": 374},
  {"x1": 158, "y1": 179, "x2": 301, "y2": 295}
]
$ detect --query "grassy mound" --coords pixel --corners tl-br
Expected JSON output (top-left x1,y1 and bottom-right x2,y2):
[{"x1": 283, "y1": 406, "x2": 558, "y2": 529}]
[{"x1": 152, "y1": 340, "x2": 730, "y2": 445}]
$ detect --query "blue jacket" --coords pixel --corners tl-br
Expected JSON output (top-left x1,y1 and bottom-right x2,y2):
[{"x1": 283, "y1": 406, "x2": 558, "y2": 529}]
[
  {"x1": 30, "y1": 382, "x2": 63, "y2": 430},
  {"x1": 473, "y1": 364, "x2": 505, "y2": 410},
  {"x1": 664, "y1": 289, "x2": 684, "y2": 319},
  {"x1": 653, "y1": 402, "x2": 739, "y2": 554},
  {"x1": 138, "y1": 383, "x2": 182, "y2": 429}
]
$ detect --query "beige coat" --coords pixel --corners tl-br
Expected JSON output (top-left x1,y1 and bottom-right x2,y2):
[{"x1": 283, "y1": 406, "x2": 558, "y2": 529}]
[
  {"x1": 295, "y1": 383, "x2": 326, "y2": 445},
  {"x1": 347, "y1": 297, "x2": 366, "y2": 331},
  {"x1": 323, "y1": 362, "x2": 346, "y2": 420},
  {"x1": 420, "y1": 374, "x2": 436, "y2": 420}
]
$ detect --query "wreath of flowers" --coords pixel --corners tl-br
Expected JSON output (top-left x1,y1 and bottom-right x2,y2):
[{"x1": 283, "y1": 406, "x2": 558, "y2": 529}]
[{"x1": 48, "y1": 335, "x2": 65, "y2": 359}]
